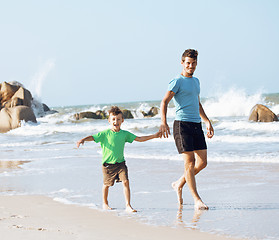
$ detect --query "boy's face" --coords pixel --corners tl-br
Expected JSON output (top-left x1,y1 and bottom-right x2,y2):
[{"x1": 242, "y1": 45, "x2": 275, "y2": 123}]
[
  {"x1": 108, "y1": 113, "x2": 124, "y2": 132},
  {"x1": 181, "y1": 57, "x2": 197, "y2": 77}
]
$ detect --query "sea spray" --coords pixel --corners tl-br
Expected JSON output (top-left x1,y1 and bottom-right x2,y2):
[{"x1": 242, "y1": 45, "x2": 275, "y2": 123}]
[
  {"x1": 203, "y1": 88, "x2": 264, "y2": 117},
  {"x1": 28, "y1": 59, "x2": 55, "y2": 100},
  {"x1": 27, "y1": 59, "x2": 55, "y2": 117}
]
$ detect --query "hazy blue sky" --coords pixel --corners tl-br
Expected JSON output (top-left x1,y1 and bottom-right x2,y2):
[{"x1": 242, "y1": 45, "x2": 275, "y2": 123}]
[{"x1": 1, "y1": 0, "x2": 279, "y2": 107}]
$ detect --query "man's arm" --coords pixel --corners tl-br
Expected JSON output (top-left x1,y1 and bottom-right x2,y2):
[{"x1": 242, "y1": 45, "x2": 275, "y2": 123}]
[
  {"x1": 77, "y1": 135, "x2": 94, "y2": 148},
  {"x1": 199, "y1": 100, "x2": 214, "y2": 138},
  {"x1": 160, "y1": 91, "x2": 175, "y2": 138},
  {"x1": 134, "y1": 131, "x2": 161, "y2": 142}
]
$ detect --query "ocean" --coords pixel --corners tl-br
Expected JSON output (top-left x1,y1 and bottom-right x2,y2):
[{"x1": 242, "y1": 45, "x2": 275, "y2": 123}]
[{"x1": 1, "y1": 89, "x2": 279, "y2": 240}]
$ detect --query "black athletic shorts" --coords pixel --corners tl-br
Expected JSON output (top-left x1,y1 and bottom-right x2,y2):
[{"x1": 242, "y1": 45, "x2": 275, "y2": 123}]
[{"x1": 173, "y1": 120, "x2": 207, "y2": 153}]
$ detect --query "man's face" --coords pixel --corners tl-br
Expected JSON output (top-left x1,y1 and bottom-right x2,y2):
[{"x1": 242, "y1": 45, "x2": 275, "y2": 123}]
[
  {"x1": 181, "y1": 57, "x2": 197, "y2": 77},
  {"x1": 108, "y1": 113, "x2": 124, "y2": 132}
]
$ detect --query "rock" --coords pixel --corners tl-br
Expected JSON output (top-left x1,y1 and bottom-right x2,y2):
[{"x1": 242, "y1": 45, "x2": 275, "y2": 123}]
[
  {"x1": 42, "y1": 103, "x2": 58, "y2": 115},
  {"x1": 74, "y1": 110, "x2": 107, "y2": 120},
  {"x1": 0, "y1": 106, "x2": 37, "y2": 133},
  {"x1": 122, "y1": 109, "x2": 134, "y2": 119},
  {"x1": 248, "y1": 104, "x2": 278, "y2": 122},
  {"x1": 0, "y1": 81, "x2": 58, "y2": 132},
  {"x1": 0, "y1": 82, "x2": 20, "y2": 106},
  {"x1": 42, "y1": 103, "x2": 50, "y2": 112},
  {"x1": 3, "y1": 97, "x2": 24, "y2": 108},
  {"x1": 75, "y1": 112, "x2": 95, "y2": 120},
  {"x1": 141, "y1": 107, "x2": 159, "y2": 117},
  {"x1": 95, "y1": 110, "x2": 107, "y2": 119},
  {"x1": 8, "y1": 81, "x2": 25, "y2": 87}
]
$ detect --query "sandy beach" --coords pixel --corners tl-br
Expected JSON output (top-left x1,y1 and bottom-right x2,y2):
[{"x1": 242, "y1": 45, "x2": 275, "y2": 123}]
[
  {"x1": 0, "y1": 195, "x2": 243, "y2": 240},
  {"x1": 1, "y1": 99, "x2": 279, "y2": 239}
]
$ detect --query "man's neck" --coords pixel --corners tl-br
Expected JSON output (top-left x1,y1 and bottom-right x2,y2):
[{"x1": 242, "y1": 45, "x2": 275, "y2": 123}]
[{"x1": 181, "y1": 72, "x2": 193, "y2": 78}]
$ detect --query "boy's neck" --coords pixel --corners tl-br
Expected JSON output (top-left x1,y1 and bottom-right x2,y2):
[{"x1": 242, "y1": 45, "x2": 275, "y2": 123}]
[{"x1": 110, "y1": 128, "x2": 121, "y2": 132}]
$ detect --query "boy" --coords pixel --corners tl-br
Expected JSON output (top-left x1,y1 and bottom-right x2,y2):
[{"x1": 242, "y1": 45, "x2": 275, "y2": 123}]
[{"x1": 77, "y1": 106, "x2": 161, "y2": 212}]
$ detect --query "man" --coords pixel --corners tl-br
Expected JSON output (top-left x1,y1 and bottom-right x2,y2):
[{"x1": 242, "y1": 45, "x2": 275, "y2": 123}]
[{"x1": 160, "y1": 49, "x2": 214, "y2": 210}]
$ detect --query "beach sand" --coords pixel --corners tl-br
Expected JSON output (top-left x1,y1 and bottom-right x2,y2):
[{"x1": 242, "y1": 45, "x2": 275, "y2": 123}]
[{"x1": 0, "y1": 195, "x2": 242, "y2": 240}]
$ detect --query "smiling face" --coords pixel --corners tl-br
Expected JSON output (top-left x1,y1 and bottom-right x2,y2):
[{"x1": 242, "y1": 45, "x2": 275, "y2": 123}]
[
  {"x1": 108, "y1": 113, "x2": 124, "y2": 132},
  {"x1": 181, "y1": 57, "x2": 197, "y2": 78}
]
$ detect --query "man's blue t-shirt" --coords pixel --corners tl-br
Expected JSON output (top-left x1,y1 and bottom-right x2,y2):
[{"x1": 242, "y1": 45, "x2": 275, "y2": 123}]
[{"x1": 168, "y1": 75, "x2": 201, "y2": 123}]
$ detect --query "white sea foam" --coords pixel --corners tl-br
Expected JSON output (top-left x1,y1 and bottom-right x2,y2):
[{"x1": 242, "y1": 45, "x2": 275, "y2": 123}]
[
  {"x1": 53, "y1": 197, "x2": 75, "y2": 205},
  {"x1": 208, "y1": 154, "x2": 279, "y2": 163},
  {"x1": 215, "y1": 120, "x2": 279, "y2": 133},
  {"x1": 211, "y1": 135, "x2": 279, "y2": 143},
  {"x1": 203, "y1": 89, "x2": 264, "y2": 117}
]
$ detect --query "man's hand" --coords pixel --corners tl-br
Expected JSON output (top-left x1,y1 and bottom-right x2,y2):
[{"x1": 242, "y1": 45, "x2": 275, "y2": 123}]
[
  {"x1": 205, "y1": 121, "x2": 214, "y2": 139},
  {"x1": 160, "y1": 123, "x2": 171, "y2": 138}
]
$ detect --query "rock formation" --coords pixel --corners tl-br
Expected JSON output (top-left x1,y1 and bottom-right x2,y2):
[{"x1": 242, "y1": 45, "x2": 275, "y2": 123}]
[
  {"x1": 74, "y1": 109, "x2": 134, "y2": 120},
  {"x1": 141, "y1": 107, "x2": 159, "y2": 117},
  {"x1": 74, "y1": 110, "x2": 107, "y2": 120},
  {"x1": 0, "y1": 81, "x2": 54, "y2": 133},
  {"x1": 248, "y1": 104, "x2": 278, "y2": 122}
]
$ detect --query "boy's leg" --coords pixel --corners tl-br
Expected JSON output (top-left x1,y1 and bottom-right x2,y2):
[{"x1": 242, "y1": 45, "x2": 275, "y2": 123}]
[
  {"x1": 102, "y1": 184, "x2": 112, "y2": 210},
  {"x1": 172, "y1": 149, "x2": 207, "y2": 206},
  {"x1": 122, "y1": 180, "x2": 137, "y2": 212}
]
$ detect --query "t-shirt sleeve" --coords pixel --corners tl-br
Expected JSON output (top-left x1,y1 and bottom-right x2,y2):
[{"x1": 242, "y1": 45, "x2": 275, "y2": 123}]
[
  {"x1": 125, "y1": 131, "x2": 137, "y2": 143},
  {"x1": 168, "y1": 78, "x2": 180, "y2": 93},
  {"x1": 92, "y1": 131, "x2": 104, "y2": 143}
]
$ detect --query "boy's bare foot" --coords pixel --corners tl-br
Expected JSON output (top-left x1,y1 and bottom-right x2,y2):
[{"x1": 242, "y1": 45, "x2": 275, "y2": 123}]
[
  {"x1": 172, "y1": 181, "x2": 183, "y2": 205},
  {"x1": 125, "y1": 205, "x2": 137, "y2": 213},
  {"x1": 103, "y1": 203, "x2": 112, "y2": 210},
  {"x1": 194, "y1": 199, "x2": 209, "y2": 210}
]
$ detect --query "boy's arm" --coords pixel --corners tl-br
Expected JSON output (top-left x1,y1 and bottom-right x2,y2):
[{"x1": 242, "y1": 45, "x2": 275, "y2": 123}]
[
  {"x1": 134, "y1": 131, "x2": 161, "y2": 142},
  {"x1": 77, "y1": 136, "x2": 94, "y2": 148}
]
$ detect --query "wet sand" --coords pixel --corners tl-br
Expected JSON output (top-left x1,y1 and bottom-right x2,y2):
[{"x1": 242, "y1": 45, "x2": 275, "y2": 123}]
[{"x1": 0, "y1": 195, "x2": 242, "y2": 240}]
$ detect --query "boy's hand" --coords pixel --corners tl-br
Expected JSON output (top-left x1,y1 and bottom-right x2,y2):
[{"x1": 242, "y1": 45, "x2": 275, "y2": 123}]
[
  {"x1": 77, "y1": 139, "x2": 84, "y2": 148},
  {"x1": 155, "y1": 131, "x2": 162, "y2": 138}
]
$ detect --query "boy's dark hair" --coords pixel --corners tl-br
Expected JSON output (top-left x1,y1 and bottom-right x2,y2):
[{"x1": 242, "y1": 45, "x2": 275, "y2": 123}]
[
  {"x1": 108, "y1": 106, "x2": 123, "y2": 116},
  {"x1": 181, "y1": 49, "x2": 198, "y2": 62}
]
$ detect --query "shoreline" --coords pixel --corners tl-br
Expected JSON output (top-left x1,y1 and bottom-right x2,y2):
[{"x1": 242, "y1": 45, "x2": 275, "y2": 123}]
[{"x1": 0, "y1": 195, "x2": 243, "y2": 240}]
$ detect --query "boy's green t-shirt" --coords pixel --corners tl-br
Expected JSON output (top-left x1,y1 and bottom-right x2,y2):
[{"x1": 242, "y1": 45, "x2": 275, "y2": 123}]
[{"x1": 92, "y1": 129, "x2": 137, "y2": 164}]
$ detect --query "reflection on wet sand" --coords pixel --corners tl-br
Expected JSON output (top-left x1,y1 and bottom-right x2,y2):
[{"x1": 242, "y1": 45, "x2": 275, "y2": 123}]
[
  {"x1": 176, "y1": 206, "x2": 207, "y2": 230},
  {"x1": 0, "y1": 161, "x2": 30, "y2": 173}
]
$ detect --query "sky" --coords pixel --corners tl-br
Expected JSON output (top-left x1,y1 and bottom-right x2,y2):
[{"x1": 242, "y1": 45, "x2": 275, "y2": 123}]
[{"x1": 1, "y1": 0, "x2": 279, "y2": 107}]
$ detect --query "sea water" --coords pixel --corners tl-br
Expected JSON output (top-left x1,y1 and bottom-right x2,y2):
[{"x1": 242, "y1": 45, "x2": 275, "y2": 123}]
[{"x1": 1, "y1": 90, "x2": 279, "y2": 240}]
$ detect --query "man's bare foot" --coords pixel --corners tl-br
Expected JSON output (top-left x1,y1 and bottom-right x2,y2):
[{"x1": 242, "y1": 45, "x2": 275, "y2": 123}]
[
  {"x1": 172, "y1": 181, "x2": 183, "y2": 205},
  {"x1": 125, "y1": 205, "x2": 137, "y2": 213},
  {"x1": 194, "y1": 199, "x2": 209, "y2": 210},
  {"x1": 103, "y1": 203, "x2": 112, "y2": 210}
]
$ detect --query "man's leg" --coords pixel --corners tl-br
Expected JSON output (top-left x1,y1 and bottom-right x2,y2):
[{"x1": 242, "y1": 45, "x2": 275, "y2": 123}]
[
  {"x1": 182, "y1": 151, "x2": 208, "y2": 210},
  {"x1": 102, "y1": 184, "x2": 112, "y2": 210},
  {"x1": 122, "y1": 180, "x2": 137, "y2": 212},
  {"x1": 172, "y1": 149, "x2": 207, "y2": 205}
]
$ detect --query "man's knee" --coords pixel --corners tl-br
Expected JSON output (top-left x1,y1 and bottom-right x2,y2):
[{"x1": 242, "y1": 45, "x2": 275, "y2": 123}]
[
  {"x1": 200, "y1": 160, "x2": 207, "y2": 169},
  {"x1": 184, "y1": 161, "x2": 195, "y2": 171}
]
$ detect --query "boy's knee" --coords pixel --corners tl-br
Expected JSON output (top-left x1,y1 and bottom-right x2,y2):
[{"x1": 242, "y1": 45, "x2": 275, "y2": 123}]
[
  {"x1": 103, "y1": 184, "x2": 110, "y2": 189},
  {"x1": 122, "y1": 180, "x2": 129, "y2": 186}
]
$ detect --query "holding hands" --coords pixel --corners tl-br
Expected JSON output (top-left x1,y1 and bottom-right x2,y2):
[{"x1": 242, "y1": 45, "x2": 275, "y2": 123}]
[{"x1": 159, "y1": 123, "x2": 170, "y2": 138}]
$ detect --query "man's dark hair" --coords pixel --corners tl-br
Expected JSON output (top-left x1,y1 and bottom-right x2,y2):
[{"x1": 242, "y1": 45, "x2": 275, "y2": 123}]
[
  {"x1": 108, "y1": 106, "x2": 123, "y2": 116},
  {"x1": 181, "y1": 49, "x2": 198, "y2": 62}
]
